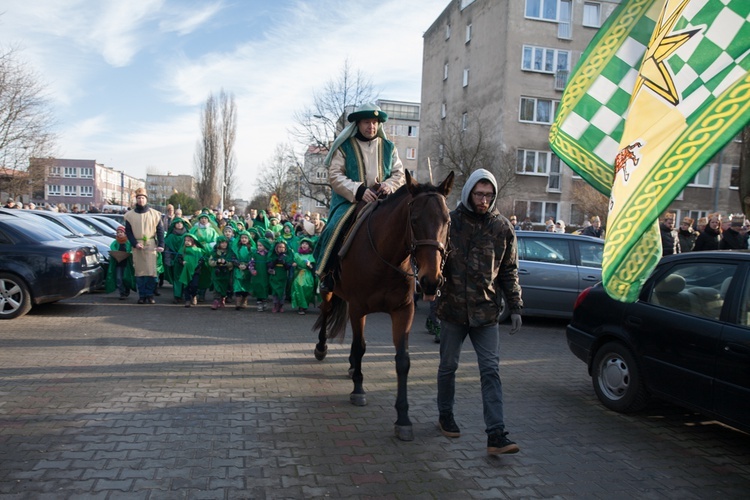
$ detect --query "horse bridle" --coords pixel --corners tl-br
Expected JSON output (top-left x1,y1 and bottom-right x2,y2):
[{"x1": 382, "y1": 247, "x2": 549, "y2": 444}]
[{"x1": 366, "y1": 192, "x2": 450, "y2": 291}]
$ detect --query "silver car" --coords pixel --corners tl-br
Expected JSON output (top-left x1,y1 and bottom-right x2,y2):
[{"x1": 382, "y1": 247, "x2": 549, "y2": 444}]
[{"x1": 499, "y1": 231, "x2": 604, "y2": 321}]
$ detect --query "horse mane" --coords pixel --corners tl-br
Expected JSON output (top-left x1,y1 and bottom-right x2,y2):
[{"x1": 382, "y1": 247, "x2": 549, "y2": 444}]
[{"x1": 379, "y1": 179, "x2": 440, "y2": 208}]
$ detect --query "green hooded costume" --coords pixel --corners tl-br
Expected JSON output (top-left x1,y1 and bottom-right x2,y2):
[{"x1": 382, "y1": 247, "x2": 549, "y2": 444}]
[
  {"x1": 250, "y1": 238, "x2": 272, "y2": 300},
  {"x1": 231, "y1": 231, "x2": 254, "y2": 294},
  {"x1": 291, "y1": 238, "x2": 316, "y2": 310},
  {"x1": 208, "y1": 236, "x2": 234, "y2": 297}
]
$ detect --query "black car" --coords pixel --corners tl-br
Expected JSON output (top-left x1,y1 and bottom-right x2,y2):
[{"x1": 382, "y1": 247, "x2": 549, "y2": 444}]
[
  {"x1": 0, "y1": 214, "x2": 104, "y2": 319},
  {"x1": 566, "y1": 251, "x2": 750, "y2": 433}
]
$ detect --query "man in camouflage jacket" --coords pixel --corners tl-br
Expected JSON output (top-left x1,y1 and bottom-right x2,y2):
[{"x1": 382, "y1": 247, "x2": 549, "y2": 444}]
[{"x1": 436, "y1": 168, "x2": 523, "y2": 456}]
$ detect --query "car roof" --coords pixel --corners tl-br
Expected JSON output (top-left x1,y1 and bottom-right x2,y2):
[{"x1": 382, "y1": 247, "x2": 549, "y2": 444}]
[{"x1": 516, "y1": 231, "x2": 604, "y2": 244}]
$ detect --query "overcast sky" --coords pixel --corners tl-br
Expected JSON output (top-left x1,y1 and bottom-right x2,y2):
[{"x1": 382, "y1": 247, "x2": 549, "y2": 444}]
[{"x1": 0, "y1": 0, "x2": 448, "y2": 200}]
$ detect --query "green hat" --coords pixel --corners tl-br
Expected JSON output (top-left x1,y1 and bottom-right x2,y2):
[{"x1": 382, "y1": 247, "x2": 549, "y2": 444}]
[{"x1": 347, "y1": 102, "x2": 388, "y2": 123}]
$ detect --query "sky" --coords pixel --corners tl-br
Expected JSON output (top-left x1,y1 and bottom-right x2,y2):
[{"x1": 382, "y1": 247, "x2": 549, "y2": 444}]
[{"x1": 0, "y1": 0, "x2": 448, "y2": 200}]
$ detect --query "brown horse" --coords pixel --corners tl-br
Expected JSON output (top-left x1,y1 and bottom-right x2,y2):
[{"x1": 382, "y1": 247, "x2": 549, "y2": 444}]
[{"x1": 313, "y1": 170, "x2": 454, "y2": 441}]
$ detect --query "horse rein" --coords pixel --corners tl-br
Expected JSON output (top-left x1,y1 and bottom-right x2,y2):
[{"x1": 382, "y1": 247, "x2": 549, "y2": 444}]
[{"x1": 365, "y1": 191, "x2": 450, "y2": 291}]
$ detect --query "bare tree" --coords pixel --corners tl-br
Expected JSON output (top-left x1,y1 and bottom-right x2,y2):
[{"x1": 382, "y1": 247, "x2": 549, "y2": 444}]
[
  {"x1": 255, "y1": 144, "x2": 298, "y2": 215},
  {"x1": 427, "y1": 110, "x2": 515, "y2": 206},
  {"x1": 194, "y1": 93, "x2": 219, "y2": 208},
  {"x1": 740, "y1": 125, "x2": 750, "y2": 218},
  {"x1": 218, "y1": 89, "x2": 237, "y2": 208},
  {"x1": 571, "y1": 181, "x2": 610, "y2": 227},
  {"x1": 0, "y1": 46, "x2": 57, "y2": 201}
]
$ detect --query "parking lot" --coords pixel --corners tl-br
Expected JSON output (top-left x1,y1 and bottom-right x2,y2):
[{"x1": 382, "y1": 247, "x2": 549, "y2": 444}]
[{"x1": 1, "y1": 290, "x2": 749, "y2": 499}]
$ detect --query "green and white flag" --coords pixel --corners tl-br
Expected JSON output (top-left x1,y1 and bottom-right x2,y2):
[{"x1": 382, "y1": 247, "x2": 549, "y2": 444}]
[{"x1": 550, "y1": 0, "x2": 750, "y2": 302}]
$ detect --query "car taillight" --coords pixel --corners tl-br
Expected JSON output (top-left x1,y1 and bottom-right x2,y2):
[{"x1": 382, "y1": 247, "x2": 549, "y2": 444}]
[
  {"x1": 62, "y1": 249, "x2": 85, "y2": 264},
  {"x1": 573, "y1": 286, "x2": 592, "y2": 311}
]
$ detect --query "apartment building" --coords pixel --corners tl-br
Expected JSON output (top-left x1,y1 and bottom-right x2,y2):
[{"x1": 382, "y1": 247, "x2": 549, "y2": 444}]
[
  {"x1": 419, "y1": 0, "x2": 743, "y2": 227},
  {"x1": 146, "y1": 173, "x2": 197, "y2": 209}
]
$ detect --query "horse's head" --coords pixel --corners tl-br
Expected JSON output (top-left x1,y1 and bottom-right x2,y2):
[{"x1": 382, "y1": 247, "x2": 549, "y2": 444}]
[{"x1": 406, "y1": 170, "x2": 455, "y2": 301}]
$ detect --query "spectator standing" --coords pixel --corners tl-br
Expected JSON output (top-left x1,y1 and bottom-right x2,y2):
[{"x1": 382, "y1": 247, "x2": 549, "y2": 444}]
[
  {"x1": 581, "y1": 216, "x2": 604, "y2": 238},
  {"x1": 436, "y1": 168, "x2": 523, "y2": 456},
  {"x1": 659, "y1": 213, "x2": 680, "y2": 256},
  {"x1": 124, "y1": 188, "x2": 165, "y2": 304},
  {"x1": 678, "y1": 217, "x2": 698, "y2": 252},
  {"x1": 719, "y1": 216, "x2": 748, "y2": 250},
  {"x1": 693, "y1": 213, "x2": 722, "y2": 251}
]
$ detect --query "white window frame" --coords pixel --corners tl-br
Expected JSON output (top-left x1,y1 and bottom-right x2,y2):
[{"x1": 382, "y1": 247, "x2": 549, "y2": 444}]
[
  {"x1": 461, "y1": 113, "x2": 468, "y2": 131},
  {"x1": 525, "y1": 0, "x2": 559, "y2": 22},
  {"x1": 515, "y1": 200, "x2": 559, "y2": 224},
  {"x1": 441, "y1": 103, "x2": 447, "y2": 119},
  {"x1": 582, "y1": 2, "x2": 601, "y2": 28},
  {"x1": 408, "y1": 126, "x2": 418, "y2": 137},
  {"x1": 547, "y1": 155, "x2": 562, "y2": 192},
  {"x1": 80, "y1": 167, "x2": 94, "y2": 179},
  {"x1": 63, "y1": 167, "x2": 77, "y2": 178},
  {"x1": 517, "y1": 149, "x2": 551, "y2": 175},
  {"x1": 406, "y1": 148, "x2": 417, "y2": 160},
  {"x1": 519, "y1": 97, "x2": 558, "y2": 124},
  {"x1": 80, "y1": 185, "x2": 94, "y2": 197},
  {"x1": 47, "y1": 184, "x2": 61, "y2": 196},
  {"x1": 522, "y1": 45, "x2": 570, "y2": 74},
  {"x1": 731, "y1": 165, "x2": 739, "y2": 190},
  {"x1": 463, "y1": 68, "x2": 470, "y2": 87},
  {"x1": 465, "y1": 24, "x2": 472, "y2": 44},
  {"x1": 315, "y1": 170, "x2": 328, "y2": 180},
  {"x1": 443, "y1": 63, "x2": 449, "y2": 81},
  {"x1": 687, "y1": 164, "x2": 714, "y2": 188},
  {"x1": 460, "y1": 0, "x2": 476, "y2": 9},
  {"x1": 49, "y1": 166, "x2": 61, "y2": 177},
  {"x1": 315, "y1": 200, "x2": 326, "y2": 208},
  {"x1": 445, "y1": 24, "x2": 451, "y2": 40},
  {"x1": 63, "y1": 185, "x2": 77, "y2": 197}
]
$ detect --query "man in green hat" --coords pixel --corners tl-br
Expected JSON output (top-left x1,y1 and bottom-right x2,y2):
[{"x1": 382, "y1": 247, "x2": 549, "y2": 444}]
[{"x1": 314, "y1": 102, "x2": 405, "y2": 291}]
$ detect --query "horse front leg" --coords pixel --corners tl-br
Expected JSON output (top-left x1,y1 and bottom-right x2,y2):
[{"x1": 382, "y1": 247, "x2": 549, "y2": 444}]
[
  {"x1": 348, "y1": 314, "x2": 367, "y2": 406},
  {"x1": 392, "y1": 307, "x2": 414, "y2": 441}
]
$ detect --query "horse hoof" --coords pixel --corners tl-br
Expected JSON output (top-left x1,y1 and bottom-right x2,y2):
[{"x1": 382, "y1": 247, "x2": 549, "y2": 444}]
[
  {"x1": 350, "y1": 393, "x2": 367, "y2": 406},
  {"x1": 394, "y1": 425, "x2": 414, "y2": 441},
  {"x1": 314, "y1": 345, "x2": 327, "y2": 361}
]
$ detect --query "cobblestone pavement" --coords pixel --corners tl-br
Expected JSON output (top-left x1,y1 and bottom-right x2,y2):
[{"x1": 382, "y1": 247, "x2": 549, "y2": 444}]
[{"x1": 0, "y1": 289, "x2": 749, "y2": 499}]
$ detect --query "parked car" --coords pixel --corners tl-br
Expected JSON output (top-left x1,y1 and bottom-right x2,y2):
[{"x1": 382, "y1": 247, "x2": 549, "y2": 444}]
[
  {"x1": 0, "y1": 214, "x2": 104, "y2": 319},
  {"x1": 96, "y1": 212, "x2": 126, "y2": 225},
  {"x1": 566, "y1": 251, "x2": 750, "y2": 434},
  {"x1": 498, "y1": 232, "x2": 604, "y2": 321},
  {"x1": 70, "y1": 213, "x2": 118, "y2": 238},
  {"x1": 88, "y1": 214, "x2": 123, "y2": 233}
]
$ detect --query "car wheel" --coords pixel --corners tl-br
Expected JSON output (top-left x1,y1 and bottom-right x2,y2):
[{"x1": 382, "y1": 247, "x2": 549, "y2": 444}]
[
  {"x1": 498, "y1": 292, "x2": 511, "y2": 323},
  {"x1": 0, "y1": 273, "x2": 32, "y2": 320},
  {"x1": 591, "y1": 341, "x2": 649, "y2": 413}
]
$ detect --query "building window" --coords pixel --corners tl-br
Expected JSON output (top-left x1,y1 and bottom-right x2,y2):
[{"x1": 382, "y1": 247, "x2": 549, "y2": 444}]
[
  {"x1": 315, "y1": 170, "x2": 328, "y2": 180},
  {"x1": 525, "y1": 0, "x2": 558, "y2": 21},
  {"x1": 406, "y1": 148, "x2": 417, "y2": 160},
  {"x1": 408, "y1": 126, "x2": 418, "y2": 137},
  {"x1": 63, "y1": 185, "x2": 77, "y2": 196},
  {"x1": 688, "y1": 164, "x2": 714, "y2": 187},
  {"x1": 558, "y1": 0, "x2": 572, "y2": 39},
  {"x1": 731, "y1": 166, "x2": 739, "y2": 190},
  {"x1": 514, "y1": 200, "x2": 559, "y2": 224},
  {"x1": 519, "y1": 97, "x2": 558, "y2": 124},
  {"x1": 522, "y1": 46, "x2": 570, "y2": 74},
  {"x1": 441, "y1": 103, "x2": 447, "y2": 119},
  {"x1": 461, "y1": 113, "x2": 469, "y2": 131},
  {"x1": 315, "y1": 200, "x2": 326, "y2": 208},
  {"x1": 445, "y1": 24, "x2": 451, "y2": 40},
  {"x1": 49, "y1": 167, "x2": 61, "y2": 177},
  {"x1": 48, "y1": 184, "x2": 61, "y2": 196},
  {"x1": 583, "y1": 2, "x2": 601, "y2": 27},
  {"x1": 465, "y1": 24, "x2": 472, "y2": 44},
  {"x1": 80, "y1": 167, "x2": 94, "y2": 178},
  {"x1": 460, "y1": 0, "x2": 476, "y2": 9},
  {"x1": 438, "y1": 144, "x2": 445, "y2": 159},
  {"x1": 63, "y1": 167, "x2": 77, "y2": 178},
  {"x1": 463, "y1": 68, "x2": 470, "y2": 87},
  {"x1": 443, "y1": 63, "x2": 449, "y2": 81},
  {"x1": 517, "y1": 149, "x2": 550, "y2": 174},
  {"x1": 547, "y1": 155, "x2": 561, "y2": 192},
  {"x1": 80, "y1": 185, "x2": 94, "y2": 197}
]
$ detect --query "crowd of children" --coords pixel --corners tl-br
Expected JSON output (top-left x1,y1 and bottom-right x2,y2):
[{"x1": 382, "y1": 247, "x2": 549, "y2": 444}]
[{"x1": 109, "y1": 208, "x2": 321, "y2": 314}]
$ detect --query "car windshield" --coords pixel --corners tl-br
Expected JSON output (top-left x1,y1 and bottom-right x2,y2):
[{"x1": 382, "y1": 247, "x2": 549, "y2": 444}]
[
  {"x1": 72, "y1": 215, "x2": 110, "y2": 235},
  {"x1": 59, "y1": 215, "x2": 101, "y2": 236}
]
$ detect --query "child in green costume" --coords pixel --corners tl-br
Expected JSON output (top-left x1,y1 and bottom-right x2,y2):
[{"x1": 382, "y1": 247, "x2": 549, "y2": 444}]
[
  {"x1": 164, "y1": 217, "x2": 190, "y2": 303},
  {"x1": 178, "y1": 234, "x2": 206, "y2": 308},
  {"x1": 291, "y1": 238, "x2": 316, "y2": 314},
  {"x1": 208, "y1": 236, "x2": 234, "y2": 309},
  {"x1": 231, "y1": 231, "x2": 254, "y2": 310},
  {"x1": 249, "y1": 238, "x2": 271, "y2": 312},
  {"x1": 267, "y1": 240, "x2": 294, "y2": 313},
  {"x1": 105, "y1": 225, "x2": 136, "y2": 299}
]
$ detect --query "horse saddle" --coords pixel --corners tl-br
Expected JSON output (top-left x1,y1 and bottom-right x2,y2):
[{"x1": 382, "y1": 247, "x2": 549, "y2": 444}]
[{"x1": 338, "y1": 199, "x2": 382, "y2": 260}]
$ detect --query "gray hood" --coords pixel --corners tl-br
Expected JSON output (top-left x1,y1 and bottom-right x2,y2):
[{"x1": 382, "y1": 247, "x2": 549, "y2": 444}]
[{"x1": 460, "y1": 169, "x2": 498, "y2": 213}]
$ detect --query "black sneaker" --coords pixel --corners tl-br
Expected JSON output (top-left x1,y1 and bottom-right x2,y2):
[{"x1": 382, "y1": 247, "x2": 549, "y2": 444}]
[
  {"x1": 438, "y1": 413, "x2": 461, "y2": 438},
  {"x1": 487, "y1": 431, "x2": 519, "y2": 455}
]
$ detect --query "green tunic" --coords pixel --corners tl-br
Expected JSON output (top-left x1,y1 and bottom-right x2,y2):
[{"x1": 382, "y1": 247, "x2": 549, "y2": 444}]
[
  {"x1": 178, "y1": 245, "x2": 205, "y2": 286},
  {"x1": 208, "y1": 247, "x2": 234, "y2": 296},
  {"x1": 250, "y1": 249, "x2": 271, "y2": 300},
  {"x1": 291, "y1": 250, "x2": 316, "y2": 309},
  {"x1": 105, "y1": 239, "x2": 136, "y2": 294},
  {"x1": 232, "y1": 244, "x2": 253, "y2": 294},
  {"x1": 267, "y1": 247, "x2": 293, "y2": 299}
]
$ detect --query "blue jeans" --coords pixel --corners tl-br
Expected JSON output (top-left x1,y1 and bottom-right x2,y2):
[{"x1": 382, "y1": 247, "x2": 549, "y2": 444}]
[
  {"x1": 135, "y1": 276, "x2": 157, "y2": 298},
  {"x1": 437, "y1": 321, "x2": 505, "y2": 434}
]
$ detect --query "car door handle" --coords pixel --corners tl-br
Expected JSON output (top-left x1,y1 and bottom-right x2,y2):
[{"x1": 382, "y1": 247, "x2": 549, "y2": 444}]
[
  {"x1": 518, "y1": 269, "x2": 530, "y2": 275},
  {"x1": 625, "y1": 316, "x2": 642, "y2": 328},
  {"x1": 582, "y1": 275, "x2": 600, "y2": 282},
  {"x1": 724, "y1": 343, "x2": 750, "y2": 356}
]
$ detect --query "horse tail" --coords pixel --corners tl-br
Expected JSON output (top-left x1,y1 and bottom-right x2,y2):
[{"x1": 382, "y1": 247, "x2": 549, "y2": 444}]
[{"x1": 312, "y1": 294, "x2": 349, "y2": 341}]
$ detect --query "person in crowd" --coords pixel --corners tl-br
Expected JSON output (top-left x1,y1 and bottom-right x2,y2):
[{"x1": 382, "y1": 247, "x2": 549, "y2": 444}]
[
  {"x1": 161, "y1": 204, "x2": 175, "y2": 233},
  {"x1": 659, "y1": 212, "x2": 680, "y2": 256},
  {"x1": 250, "y1": 238, "x2": 272, "y2": 311},
  {"x1": 208, "y1": 236, "x2": 234, "y2": 309},
  {"x1": 554, "y1": 220, "x2": 566, "y2": 233},
  {"x1": 313, "y1": 102, "x2": 405, "y2": 292},
  {"x1": 105, "y1": 226, "x2": 135, "y2": 300},
  {"x1": 3, "y1": 198, "x2": 16, "y2": 209},
  {"x1": 693, "y1": 213, "x2": 722, "y2": 251},
  {"x1": 719, "y1": 215, "x2": 748, "y2": 250},
  {"x1": 178, "y1": 234, "x2": 205, "y2": 308},
  {"x1": 696, "y1": 216, "x2": 708, "y2": 233},
  {"x1": 436, "y1": 168, "x2": 522, "y2": 456},
  {"x1": 164, "y1": 217, "x2": 191, "y2": 304},
  {"x1": 678, "y1": 217, "x2": 698, "y2": 253},
  {"x1": 509, "y1": 215, "x2": 521, "y2": 231},
  {"x1": 267, "y1": 240, "x2": 294, "y2": 313},
  {"x1": 123, "y1": 188, "x2": 165, "y2": 304},
  {"x1": 581, "y1": 216, "x2": 604, "y2": 238},
  {"x1": 291, "y1": 237, "x2": 316, "y2": 315},
  {"x1": 231, "y1": 231, "x2": 254, "y2": 310},
  {"x1": 190, "y1": 212, "x2": 220, "y2": 302},
  {"x1": 520, "y1": 217, "x2": 534, "y2": 231}
]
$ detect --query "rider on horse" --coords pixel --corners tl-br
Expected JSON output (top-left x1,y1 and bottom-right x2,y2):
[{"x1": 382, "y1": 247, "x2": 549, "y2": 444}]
[{"x1": 314, "y1": 102, "x2": 406, "y2": 291}]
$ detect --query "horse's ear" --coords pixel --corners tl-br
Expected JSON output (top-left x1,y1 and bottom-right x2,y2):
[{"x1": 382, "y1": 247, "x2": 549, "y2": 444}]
[
  {"x1": 405, "y1": 169, "x2": 418, "y2": 194},
  {"x1": 438, "y1": 171, "x2": 455, "y2": 197}
]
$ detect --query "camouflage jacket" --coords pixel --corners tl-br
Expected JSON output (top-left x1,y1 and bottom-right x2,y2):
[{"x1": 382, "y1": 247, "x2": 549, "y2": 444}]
[{"x1": 437, "y1": 204, "x2": 523, "y2": 326}]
